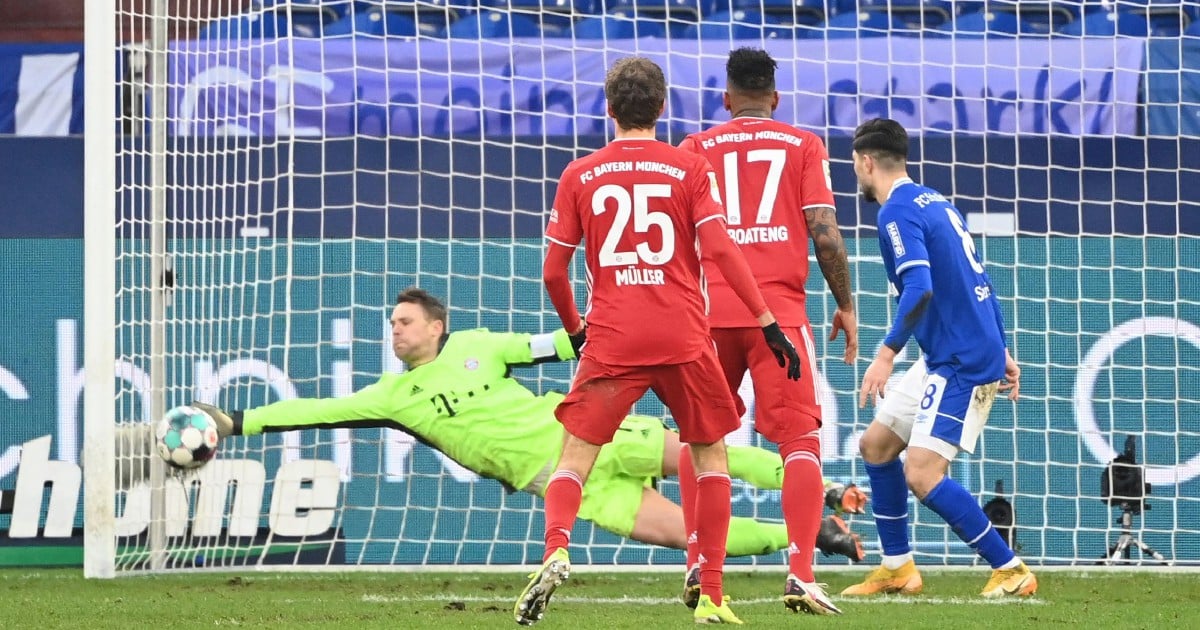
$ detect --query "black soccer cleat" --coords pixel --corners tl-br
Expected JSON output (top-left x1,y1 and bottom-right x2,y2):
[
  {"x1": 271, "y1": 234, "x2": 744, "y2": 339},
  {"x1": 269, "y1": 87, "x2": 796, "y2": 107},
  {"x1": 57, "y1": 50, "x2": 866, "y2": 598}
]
[
  {"x1": 681, "y1": 565, "x2": 701, "y2": 609},
  {"x1": 815, "y1": 515, "x2": 865, "y2": 563}
]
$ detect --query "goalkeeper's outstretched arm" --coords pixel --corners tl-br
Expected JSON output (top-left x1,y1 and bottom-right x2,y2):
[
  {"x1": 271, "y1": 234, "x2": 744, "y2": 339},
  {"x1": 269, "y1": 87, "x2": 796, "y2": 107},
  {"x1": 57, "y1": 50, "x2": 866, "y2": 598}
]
[{"x1": 196, "y1": 382, "x2": 399, "y2": 438}]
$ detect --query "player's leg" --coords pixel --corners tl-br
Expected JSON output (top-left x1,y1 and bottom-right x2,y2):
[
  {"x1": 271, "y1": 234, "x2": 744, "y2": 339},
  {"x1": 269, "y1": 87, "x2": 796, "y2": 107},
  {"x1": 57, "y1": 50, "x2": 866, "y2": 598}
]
[
  {"x1": 583, "y1": 424, "x2": 794, "y2": 559},
  {"x1": 906, "y1": 375, "x2": 1036, "y2": 598},
  {"x1": 742, "y1": 324, "x2": 838, "y2": 614},
  {"x1": 515, "y1": 359, "x2": 648, "y2": 626},
  {"x1": 842, "y1": 359, "x2": 925, "y2": 596},
  {"x1": 746, "y1": 324, "x2": 823, "y2": 585},
  {"x1": 542, "y1": 434, "x2": 603, "y2": 557},
  {"x1": 686, "y1": 439, "x2": 743, "y2": 624},
  {"x1": 676, "y1": 328, "x2": 751, "y2": 578},
  {"x1": 600, "y1": 418, "x2": 793, "y2": 556},
  {"x1": 653, "y1": 350, "x2": 743, "y2": 624},
  {"x1": 663, "y1": 423, "x2": 866, "y2": 515}
]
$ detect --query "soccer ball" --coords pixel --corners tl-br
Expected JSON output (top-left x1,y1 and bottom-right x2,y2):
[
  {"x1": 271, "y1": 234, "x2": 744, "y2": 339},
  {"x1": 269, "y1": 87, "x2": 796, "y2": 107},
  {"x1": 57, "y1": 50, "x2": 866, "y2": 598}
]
[{"x1": 156, "y1": 405, "x2": 220, "y2": 470}]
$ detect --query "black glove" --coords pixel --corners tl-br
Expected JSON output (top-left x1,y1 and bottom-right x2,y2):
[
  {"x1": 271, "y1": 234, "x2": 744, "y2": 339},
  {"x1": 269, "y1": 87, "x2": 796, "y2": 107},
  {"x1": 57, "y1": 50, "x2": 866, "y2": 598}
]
[
  {"x1": 191, "y1": 401, "x2": 236, "y2": 437},
  {"x1": 568, "y1": 325, "x2": 587, "y2": 357},
  {"x1": 762, "y1": 322, "x2": 802, "y2": 381}
]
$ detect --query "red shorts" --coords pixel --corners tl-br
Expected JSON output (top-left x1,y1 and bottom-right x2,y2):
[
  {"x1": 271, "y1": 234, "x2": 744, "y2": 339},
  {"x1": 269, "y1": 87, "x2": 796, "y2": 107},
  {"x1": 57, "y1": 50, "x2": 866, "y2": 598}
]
[
  {"x1": 555, "y1": 344, "x2": 740, "y2": 446},
  {"x1": 712, "y1": 325, "x2": 822, "y2": 444}
]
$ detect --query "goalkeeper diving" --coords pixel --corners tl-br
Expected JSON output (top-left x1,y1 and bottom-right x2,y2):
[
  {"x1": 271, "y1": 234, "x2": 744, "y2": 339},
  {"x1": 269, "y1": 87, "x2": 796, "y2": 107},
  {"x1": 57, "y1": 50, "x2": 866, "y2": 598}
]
[{"x1": 154, "y1": 288, "x2": 866, "y2": 562}]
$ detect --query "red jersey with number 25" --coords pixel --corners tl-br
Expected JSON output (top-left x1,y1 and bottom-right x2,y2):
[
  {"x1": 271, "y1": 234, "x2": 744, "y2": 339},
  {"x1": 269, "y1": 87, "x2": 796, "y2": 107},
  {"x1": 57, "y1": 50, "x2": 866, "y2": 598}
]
[
  {"x1": 546, "y1": 138, "x2": 726, "y2": 366},
  {"x1": 680, "y1": 118, "x2": 835, "y2": 328}
]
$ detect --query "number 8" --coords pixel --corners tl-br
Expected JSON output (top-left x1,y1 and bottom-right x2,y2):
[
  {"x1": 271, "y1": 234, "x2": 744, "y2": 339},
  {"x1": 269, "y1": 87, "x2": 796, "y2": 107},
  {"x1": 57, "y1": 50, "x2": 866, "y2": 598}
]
[{"x1": 920, "y1": 383, "x2": 938, "y2": 410}]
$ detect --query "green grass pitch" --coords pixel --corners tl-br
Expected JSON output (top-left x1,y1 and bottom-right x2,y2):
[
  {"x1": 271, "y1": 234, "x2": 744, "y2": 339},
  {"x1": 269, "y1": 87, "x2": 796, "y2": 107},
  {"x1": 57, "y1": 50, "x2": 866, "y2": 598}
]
[{"x1": 1, "y1": 569, "x2": 1194, "y2": 628}]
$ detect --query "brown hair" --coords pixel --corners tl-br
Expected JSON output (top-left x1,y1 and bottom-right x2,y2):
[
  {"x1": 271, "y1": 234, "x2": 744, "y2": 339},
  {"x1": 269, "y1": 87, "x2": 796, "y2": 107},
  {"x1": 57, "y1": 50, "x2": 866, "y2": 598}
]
[
  {"x1": 605, "y1": 57, "x2": 667, "y2": 131},
  {"x1": 396, "y1": 287, "x2": 448, "y2": 328}
]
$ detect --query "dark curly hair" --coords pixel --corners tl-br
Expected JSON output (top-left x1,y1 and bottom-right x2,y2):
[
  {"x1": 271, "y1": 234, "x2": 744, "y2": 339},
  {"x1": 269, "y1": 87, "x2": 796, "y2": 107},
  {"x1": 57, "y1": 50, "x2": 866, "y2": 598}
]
[{"x1": 726, "y1": 47, "x2": 777, "y2": 95}]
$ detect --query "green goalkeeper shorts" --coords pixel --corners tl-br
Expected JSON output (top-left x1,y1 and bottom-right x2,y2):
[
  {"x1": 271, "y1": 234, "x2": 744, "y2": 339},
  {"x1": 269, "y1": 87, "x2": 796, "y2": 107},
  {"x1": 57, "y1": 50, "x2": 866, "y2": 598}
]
[{"x1": 577, "y1": 414, "x2": 667, "y2": 538}]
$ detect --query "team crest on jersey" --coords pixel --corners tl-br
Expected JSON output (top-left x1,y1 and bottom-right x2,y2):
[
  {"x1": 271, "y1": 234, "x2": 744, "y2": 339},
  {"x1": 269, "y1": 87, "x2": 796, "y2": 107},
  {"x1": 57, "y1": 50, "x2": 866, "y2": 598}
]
[
  {"x1": 464, "y1": 358, "x2": 479, "y2": 370},
  {"x1": 549, "y1": 208, "x2": 559, "y2": 223},
  {"x1": 886, "y1": 221, "x2": 906, "y2": 257}
]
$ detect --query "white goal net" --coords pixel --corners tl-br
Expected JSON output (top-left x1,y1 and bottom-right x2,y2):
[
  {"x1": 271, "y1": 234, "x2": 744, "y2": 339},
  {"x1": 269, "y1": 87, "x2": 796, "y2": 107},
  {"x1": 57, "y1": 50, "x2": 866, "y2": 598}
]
[{"x1": 83, "y1": 0, "x2": 1200, "y2": 576}]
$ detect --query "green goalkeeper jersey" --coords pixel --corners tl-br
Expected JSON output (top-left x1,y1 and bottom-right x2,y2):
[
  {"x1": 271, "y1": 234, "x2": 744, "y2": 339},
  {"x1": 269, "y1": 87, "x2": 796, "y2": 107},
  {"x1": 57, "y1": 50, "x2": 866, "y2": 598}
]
[{"x1": 239, "y1": 328, "x2": 579, "y2": 492}]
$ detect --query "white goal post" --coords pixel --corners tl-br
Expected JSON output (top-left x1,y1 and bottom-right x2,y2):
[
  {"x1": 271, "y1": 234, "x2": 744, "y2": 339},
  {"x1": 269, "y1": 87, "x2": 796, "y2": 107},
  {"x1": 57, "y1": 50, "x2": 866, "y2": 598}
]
[{"x1": 84, "y1": 1, "x2": 1200, "y2": 577}]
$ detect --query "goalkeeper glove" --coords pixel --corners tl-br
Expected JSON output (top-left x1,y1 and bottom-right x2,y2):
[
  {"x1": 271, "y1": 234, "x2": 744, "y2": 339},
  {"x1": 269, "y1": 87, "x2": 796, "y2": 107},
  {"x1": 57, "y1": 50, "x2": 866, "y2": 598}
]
[
  {"x1": 568, "y1": 324, "x2": 587, "y2": 357},
  {"x1": 824, "y1": 481, "x2": 868, "y2": 515},
  {"x1": 192, "y1": 401, "x2": 236, "y2": 438},
  {"x1": 761, "y1": 322, "x2": 802, "y2": 381}
]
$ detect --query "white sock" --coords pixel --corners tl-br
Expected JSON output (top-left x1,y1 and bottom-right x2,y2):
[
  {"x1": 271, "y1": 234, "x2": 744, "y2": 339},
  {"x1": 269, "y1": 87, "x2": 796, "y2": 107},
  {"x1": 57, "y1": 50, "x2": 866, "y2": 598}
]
[
  {"x1": 882, "y1": 553, "x2": 913, "y2": 570},
  {"x1": 998, "y1": 557, "x2": 1022, "y2": 570}
]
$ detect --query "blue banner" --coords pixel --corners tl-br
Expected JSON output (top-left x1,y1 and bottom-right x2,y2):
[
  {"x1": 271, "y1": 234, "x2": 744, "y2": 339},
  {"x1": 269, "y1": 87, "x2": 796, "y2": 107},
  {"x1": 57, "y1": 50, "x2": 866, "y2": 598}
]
[{"x1": 170, "y1": 37, "x2": 1145, "y2": 137}]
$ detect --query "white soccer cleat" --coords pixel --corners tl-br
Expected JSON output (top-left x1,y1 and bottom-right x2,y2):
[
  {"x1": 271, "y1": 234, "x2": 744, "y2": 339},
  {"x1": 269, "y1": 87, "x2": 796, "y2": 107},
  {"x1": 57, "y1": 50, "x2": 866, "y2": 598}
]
[{"x1": 783, "y1": 575, "x2": 842, "y2": 615}]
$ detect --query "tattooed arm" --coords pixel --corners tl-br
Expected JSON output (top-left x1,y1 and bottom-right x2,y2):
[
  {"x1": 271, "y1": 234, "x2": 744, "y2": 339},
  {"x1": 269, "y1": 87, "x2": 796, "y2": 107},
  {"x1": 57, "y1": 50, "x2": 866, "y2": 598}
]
[{"x1": 805, "y1": 205, "x2": 858, "y2": 364}]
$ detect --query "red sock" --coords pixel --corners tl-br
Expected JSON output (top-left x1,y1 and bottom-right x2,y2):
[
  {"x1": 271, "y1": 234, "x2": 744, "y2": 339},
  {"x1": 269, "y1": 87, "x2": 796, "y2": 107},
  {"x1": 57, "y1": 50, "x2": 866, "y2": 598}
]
[
  {"x1": 696, "y1": 472, "x2": 732, "y2": 602},
  {"x1": 542, "y1": 470, "x2": 583, "y2": 562},
  {"x1": 780, "y1": 435, "x2": 823, "y2": 582},
  {"x1": 677, "y1": 445, "x2": 700, "y2": 570}
]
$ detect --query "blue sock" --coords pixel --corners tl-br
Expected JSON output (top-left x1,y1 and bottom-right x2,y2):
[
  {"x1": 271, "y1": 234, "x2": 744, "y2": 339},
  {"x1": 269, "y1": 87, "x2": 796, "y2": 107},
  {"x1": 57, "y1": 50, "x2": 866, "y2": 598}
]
[
  {"x1": 923, "y1": 476, "x2": 1015, "y2": 569},
  {"x1": 865, "y1": 459, "x2": 910, "y2": 557}
]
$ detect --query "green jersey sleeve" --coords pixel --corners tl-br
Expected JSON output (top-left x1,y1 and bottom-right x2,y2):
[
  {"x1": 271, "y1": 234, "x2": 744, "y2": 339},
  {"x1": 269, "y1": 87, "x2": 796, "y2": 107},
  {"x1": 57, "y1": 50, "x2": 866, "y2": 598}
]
[
  {"x1": 240, "y1": 381, "x2": 398, "y2": 435},
  {"x1": 495, "y1": 328, "x2": 578, "y2": 366}
]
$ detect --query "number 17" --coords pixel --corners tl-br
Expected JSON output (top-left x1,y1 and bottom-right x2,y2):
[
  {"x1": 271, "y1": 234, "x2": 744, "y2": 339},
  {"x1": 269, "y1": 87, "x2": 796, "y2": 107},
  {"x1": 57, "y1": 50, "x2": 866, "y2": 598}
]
[{"x1": 721, "y1": 148, "x2": 787, "y2": 226}]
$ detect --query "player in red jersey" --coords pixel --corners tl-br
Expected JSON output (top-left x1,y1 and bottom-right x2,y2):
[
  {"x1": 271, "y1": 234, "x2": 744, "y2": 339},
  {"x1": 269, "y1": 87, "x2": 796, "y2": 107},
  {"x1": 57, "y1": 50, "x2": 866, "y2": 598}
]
[
  {"x1": 678, "y1": 48, "x2": 858, "y2": 616},
  {"x1": 514, "y1": 57, "x2": 804, "y2": 627}
]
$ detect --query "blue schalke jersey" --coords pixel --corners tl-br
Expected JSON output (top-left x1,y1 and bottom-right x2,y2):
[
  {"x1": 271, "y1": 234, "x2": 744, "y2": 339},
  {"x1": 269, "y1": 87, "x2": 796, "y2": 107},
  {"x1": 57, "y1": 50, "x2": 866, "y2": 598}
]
[{"x1": 877, "y1": 178, "x2": 1006, "y2": 383}]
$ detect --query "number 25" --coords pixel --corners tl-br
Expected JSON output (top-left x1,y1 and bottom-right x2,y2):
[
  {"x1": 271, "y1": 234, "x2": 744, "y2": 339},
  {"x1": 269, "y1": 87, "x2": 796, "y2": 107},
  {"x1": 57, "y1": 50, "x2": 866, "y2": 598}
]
[{"x1": 592, "y1": 184, "x2": 675, "y2": 267}]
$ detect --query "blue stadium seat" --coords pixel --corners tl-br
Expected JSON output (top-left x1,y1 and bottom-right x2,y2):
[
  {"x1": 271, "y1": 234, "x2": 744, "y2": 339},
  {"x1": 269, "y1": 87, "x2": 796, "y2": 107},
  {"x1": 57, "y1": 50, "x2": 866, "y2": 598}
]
[
  {"x1": 986, "y1": 1, "x2": 1078, "y2": 35},
  {"x1": 1187, "y1": 18, "x2": 1200, "y2": 38},
  {"x1": 324, "y1": 6, "x2": 421, "y2": 36},
  {"x1": 605, "y1": 0, "x2": 713, "y2": 35},
  {"x1": 683, "y1": 10, "x2": 791, "y2": 39},
  {"x1": 812, "y1": 10, "x2": 912, "y2": 38},
  {"x1": 199, "y1": 11, "x2": 289, "y2": 39},
  {"x1": 570, "y1": 12, "x2": 667, "y2": 38},
  {"x1": 481, "y1": 0, "x2": 595, "y2": 36},
  {"x1": 333, "y1": 0, "x2": 472, "y2": 37},
  {"x1": 854, "y1": 0, "x2": 953, "y2": 29},
  {"x1": 258, "y1": 0, "x2": 343, "y2": 37},
  {"x1": 937, "y1": 10, "x2": 1031, "y2": 38},
  {"x1": 731, "y1": 0, "x2": 825, "y2": 27},
  {"x1": 1058, "y1": 9, "x2": 1150, "y2": 37},
  {"x1": 444, "y1": 9, "x2": 543, "y2": 37},
  {"x1": 1103, "y1": 1, "x2": 1193, "y2": 37}
]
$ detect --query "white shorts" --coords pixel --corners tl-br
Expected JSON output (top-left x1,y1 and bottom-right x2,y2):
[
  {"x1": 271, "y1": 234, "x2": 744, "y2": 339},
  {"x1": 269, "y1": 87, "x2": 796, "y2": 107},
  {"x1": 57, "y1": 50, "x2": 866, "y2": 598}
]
[{"x1": 875, "y1": 358, "x2": 1000, "y2": 461}]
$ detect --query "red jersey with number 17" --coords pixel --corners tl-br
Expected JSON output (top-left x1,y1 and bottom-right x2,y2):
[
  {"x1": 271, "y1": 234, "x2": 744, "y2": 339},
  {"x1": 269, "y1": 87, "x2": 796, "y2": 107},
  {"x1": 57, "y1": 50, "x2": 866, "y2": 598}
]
[
  {"x1": 546, "y1": 138, "x2": 727, "y2": 366},
  {"x1": 680, "y1": 118, "x2": 835, "y2": 328}
]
